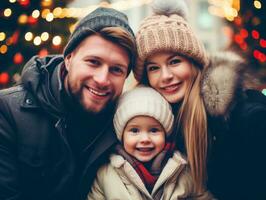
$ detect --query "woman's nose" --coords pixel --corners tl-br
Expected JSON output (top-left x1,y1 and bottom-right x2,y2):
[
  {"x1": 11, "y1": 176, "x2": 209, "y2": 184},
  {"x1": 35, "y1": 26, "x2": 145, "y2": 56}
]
[{"x1": 161, "y1": 66, "x2": 173, "y2": 81}]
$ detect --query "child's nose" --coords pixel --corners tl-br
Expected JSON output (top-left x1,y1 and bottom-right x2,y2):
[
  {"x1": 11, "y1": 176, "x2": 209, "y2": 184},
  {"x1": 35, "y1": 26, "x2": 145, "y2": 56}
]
[{"x1": 139, "y1": 133, "x2": 151, "y2": 143}]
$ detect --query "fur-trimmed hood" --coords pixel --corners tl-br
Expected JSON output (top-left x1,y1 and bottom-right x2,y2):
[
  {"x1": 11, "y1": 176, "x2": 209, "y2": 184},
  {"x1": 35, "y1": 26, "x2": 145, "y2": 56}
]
[{"x1": 201, "y1": 51, "x2": 246, "y2": 117}]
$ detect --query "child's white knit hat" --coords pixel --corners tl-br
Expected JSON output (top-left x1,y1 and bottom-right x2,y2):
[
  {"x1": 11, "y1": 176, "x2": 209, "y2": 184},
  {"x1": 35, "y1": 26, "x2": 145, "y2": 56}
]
[{"x1": 113, "y1": 86, "x2": 174, "y2": 141}]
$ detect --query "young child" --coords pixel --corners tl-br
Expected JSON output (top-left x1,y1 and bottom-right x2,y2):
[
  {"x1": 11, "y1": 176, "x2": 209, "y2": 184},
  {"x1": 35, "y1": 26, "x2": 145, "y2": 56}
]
[{"x1": 87, "y1": 86, "x2": 213, "y2": 200}]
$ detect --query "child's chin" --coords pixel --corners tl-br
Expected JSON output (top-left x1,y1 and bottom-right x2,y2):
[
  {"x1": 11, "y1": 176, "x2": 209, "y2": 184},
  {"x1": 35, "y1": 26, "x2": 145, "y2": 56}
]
[{"x1": 136, "y1": 155, "x2": 154, "y2": 163}]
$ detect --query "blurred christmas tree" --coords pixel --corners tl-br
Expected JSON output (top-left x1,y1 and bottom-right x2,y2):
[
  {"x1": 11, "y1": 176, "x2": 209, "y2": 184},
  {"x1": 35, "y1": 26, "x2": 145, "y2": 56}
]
[
  {"x1": 0, "y1": 0, "x2": 76, "y2": 88},
  {"x1": 227, "y1": 0, "x2": 266, "y2": 86}
]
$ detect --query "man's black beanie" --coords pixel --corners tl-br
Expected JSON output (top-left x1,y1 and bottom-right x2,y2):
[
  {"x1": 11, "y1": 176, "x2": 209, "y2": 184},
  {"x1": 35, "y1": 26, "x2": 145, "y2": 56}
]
[{"x1": 63, "y1": 7, "x2": 135, "y2": 57}]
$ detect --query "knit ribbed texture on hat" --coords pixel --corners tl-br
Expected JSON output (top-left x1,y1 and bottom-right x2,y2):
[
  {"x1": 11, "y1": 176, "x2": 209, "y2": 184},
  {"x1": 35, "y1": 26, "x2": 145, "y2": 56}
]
[
  {"x1": 63, "y1": 7, "x2": 135, "y2": 57},
  {"x1": 113, "y1": 86, "x2": 174, "y2": 141},
  {"x1": 134, "y1": 14, "x2": 208, "y2": 82}
]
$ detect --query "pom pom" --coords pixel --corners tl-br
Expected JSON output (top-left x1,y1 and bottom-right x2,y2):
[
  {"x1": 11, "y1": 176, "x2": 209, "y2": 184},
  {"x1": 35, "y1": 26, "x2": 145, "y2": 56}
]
[{"x1": 151, "y1": 0, "x2": 189, "y2": 20}]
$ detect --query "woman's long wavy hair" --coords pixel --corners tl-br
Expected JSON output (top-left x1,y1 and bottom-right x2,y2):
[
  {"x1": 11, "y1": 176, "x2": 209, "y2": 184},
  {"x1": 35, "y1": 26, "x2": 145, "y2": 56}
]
[{"x1": 175, "y1": 64, "x2": 208, "y2": 194}]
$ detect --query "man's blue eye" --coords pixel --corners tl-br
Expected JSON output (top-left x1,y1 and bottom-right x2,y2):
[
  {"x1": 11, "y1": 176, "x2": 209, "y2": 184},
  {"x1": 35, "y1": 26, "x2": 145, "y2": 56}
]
[{"x1": 111, "y1": 66, "x2": 126, "y2": 76}]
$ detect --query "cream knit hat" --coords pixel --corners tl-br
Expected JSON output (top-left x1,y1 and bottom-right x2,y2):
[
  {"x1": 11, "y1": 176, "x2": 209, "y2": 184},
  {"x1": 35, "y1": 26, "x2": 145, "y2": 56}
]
[
  {"x1": 113, "y1": 86, "x2": 174, "y2": 141},
  {"x1": 134, "y1": 0, "x2": 209, "y2": 82}
]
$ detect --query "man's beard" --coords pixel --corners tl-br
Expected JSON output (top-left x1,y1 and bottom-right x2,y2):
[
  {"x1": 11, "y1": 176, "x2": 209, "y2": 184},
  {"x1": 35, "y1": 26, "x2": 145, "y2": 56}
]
[{"x1": 67, "y1": 82, "x2": 117, "y2": 116}]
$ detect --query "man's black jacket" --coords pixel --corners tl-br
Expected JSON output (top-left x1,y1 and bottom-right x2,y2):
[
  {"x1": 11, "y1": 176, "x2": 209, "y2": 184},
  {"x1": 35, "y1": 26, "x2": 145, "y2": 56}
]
[{"x1": 0, "y1": 55, "x2": 117, "y2": 200}]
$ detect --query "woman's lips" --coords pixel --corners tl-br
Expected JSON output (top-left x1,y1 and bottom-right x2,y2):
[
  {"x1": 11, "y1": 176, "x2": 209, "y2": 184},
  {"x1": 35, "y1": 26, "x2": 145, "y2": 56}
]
[{"x1": 162, "y1": 82, "x2": 182, "y2": 93}]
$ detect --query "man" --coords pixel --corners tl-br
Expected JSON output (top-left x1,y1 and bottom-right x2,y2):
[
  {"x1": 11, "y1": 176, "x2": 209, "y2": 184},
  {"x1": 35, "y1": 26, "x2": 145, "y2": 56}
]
[{"x1": 0, "y1": 7, "x2": 136, "y2": 200}]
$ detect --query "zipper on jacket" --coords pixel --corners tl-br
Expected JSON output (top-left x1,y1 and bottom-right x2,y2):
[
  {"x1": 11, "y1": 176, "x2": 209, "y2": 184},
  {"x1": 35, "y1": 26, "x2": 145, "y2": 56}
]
[{"x1": 55, "y1": 118, "x2": 75, "y2": 179}]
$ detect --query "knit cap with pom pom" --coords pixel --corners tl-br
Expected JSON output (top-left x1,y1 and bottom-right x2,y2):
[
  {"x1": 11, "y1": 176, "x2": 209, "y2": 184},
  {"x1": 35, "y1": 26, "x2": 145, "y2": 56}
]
[{"x1": 134, "y1": 0, "x2": 208, "y2": 82}]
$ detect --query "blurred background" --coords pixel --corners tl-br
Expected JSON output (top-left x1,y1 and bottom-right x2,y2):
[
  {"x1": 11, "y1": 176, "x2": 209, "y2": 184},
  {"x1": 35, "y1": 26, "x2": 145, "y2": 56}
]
[{"x1": 0, "y1": 0, "x2": 265, "y2": 93}]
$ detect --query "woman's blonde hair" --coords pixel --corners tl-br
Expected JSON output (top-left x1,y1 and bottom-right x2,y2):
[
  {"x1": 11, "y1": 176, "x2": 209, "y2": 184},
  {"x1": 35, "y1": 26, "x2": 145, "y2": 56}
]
[{"x1": 176, "y1": 64, "x2": 208, "y2": 193}]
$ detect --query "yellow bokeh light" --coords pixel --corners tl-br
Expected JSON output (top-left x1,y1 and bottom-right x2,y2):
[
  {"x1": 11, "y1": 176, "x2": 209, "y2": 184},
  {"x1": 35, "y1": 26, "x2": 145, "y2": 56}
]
[
  {"x1": 18, "y1": 14, "x2": 28, "y2": 24},
  {"x1": 0, "y1": 45, "x2": 8, "y2": 54},
  {"x1": 69, "y1": 24, "x2": 76, "y2": 34},
  {"x1": 41, "y1": 32, "x2": 49, "y2": 41},
  {"x1": 4, "y1": 8, "x2": 12, "y2": 17},
  {"x1": 232, "y1": 0, "x2": 240, "y2": 11},
  {"x1": 60, "y1": 8, "x2": 68, "y2": 18},
  {"x1": 67, "y1": 8, "x2": 76, "y2": 18},
  {"x1": 64, "y1": 8, "x2": 71, "y2": 18},
  {"x1": 231, "y1": 8, "x2": 238, "y2": 17},
  {"x1": 46, "y1": 13, "x2": 54, "y2": 22},
  {"x1": 52, "y1": 36, "x2": 62, "y2": 46},
  {"x1": 226, "y1": 15, "x2": 235, "y2": 21},
  {"x1": 9, "y1": 0, "x2": 16, "y2": 3},
  {"x1": 0, "y1": 32, "x2": 6, "y2": 41},
  {"x1": 254, "y1": 0, "x2": 262, "y2": 9},
  {"x1": 33, "y1": 36, "x2": 42, "y2": 46},
  {"x1": 25, "y1": 32, "x2": 33, "y2": 41},
  {"x1": 223, "y1": 6, "x2": 238, "y2": 20},
  {"x1": 32, "y1": 10, "x2": 40, "y2": 18},
  {"x1": 53, "y1": 7, "x2": 62, "y2": 18},
  {"x1": 41, "y1": 0, "x2": 52, "y2": 7},
  {"x1": 41, "y1": 9, "x2": 50, "y2": 19}
]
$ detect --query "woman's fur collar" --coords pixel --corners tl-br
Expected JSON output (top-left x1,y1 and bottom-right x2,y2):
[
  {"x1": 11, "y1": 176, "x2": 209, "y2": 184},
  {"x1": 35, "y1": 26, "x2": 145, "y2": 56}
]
[{"x1": 201, "y1": 51, "x2": 246, "y2": 117}]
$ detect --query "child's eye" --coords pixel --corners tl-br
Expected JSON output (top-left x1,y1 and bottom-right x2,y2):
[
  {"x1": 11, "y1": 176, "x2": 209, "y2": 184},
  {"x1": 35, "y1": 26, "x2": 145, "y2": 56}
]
[
  {"x1": 150, "y1": 128, "x2": 159, "y2": 133},
  {"x1": 130, "y1": 128, "x2": 139, "y2": 133}
]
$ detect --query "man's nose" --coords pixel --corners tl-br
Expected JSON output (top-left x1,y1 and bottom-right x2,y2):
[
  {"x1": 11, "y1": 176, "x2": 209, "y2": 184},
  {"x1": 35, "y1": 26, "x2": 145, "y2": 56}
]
[{"x1": 94, "y1": 65, "x2": 110, "y2": 87}]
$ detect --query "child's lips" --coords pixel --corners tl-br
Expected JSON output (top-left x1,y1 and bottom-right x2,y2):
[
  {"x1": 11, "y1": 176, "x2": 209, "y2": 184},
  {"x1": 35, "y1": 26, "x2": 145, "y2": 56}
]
[{"x1": 136, "y1": 147, "x2": 155, "y2": 152}]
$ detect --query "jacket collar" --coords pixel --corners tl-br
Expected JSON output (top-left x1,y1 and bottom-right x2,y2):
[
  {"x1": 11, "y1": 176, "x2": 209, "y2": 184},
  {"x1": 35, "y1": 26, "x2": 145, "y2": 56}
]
[
  {"x1": 201, "y1": 51, "x2": 246, "y2": 117},
  {"x1": 20, "y1": 55, "x2": 66, "y2": 118},
  {"x1": 110, "y1": 151, "x2": 187, "y2": 196}
]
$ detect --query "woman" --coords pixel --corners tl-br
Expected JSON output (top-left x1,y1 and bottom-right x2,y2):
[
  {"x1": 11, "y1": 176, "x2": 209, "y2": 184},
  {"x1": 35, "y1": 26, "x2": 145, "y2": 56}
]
[{"x1": 133, "y1": 0, "x2": 266, "y2": 199}]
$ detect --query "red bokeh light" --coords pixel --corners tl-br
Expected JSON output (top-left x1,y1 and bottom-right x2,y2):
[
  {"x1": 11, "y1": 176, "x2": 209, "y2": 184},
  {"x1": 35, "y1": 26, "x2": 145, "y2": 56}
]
[
  {"x1": 260, "y1": 39, "x2": 266, "y2": 48},
  {"x1": 240, "y1": 29, "x2": 248, "y2": 38},
  {"x1": 0, "y1": 72, "x2": 10, "y2": 85},
  {"x1": 28, "y1": 16, "x2": 38, "y2": 25},
  {"x1": 38, "y1": 48, "x2": 49, "y2": 58},
  {"x1": 234, "y1": 34, "x2": 244, "y2": 44},
  {"x1": 251, "y1": 30, "x2": 260, "y2": 39},
  {"x1": 13, "y1": 53, "x2": 24, "y2": 65},
  {"x1": 18, "y1": 0, "x2": 30, "y2": 7}
]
